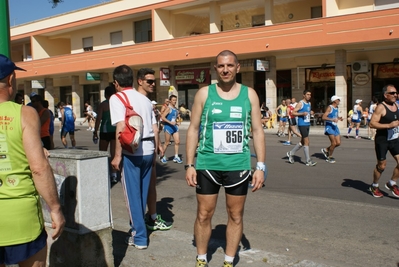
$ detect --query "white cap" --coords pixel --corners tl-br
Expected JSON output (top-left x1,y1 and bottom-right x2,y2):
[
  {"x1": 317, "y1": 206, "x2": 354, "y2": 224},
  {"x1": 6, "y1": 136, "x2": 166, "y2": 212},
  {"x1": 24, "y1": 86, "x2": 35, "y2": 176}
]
[
  {"x1": 331, "y1": 95, "x2": 341, "y2": 102},
  {"x1": 355, "y1": 99, "x2": 362, "y2": 104},
  {"x1": 151, "y1": 100, "x2": 157, "y2": 105}
]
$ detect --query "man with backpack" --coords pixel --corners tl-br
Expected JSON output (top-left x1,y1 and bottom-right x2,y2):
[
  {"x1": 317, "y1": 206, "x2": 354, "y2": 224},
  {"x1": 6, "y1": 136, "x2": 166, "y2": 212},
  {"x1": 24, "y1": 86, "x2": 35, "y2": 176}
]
[{"x1": 109, "y1": 65, "x2": 158, "y2": 249}]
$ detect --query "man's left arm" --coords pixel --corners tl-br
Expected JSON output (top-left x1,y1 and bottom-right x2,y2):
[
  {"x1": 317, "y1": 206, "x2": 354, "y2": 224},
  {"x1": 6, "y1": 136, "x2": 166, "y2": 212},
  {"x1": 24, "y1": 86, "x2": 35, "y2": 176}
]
[{"x1": 248, "y1": 88, "x2": 266, "y2": 192}]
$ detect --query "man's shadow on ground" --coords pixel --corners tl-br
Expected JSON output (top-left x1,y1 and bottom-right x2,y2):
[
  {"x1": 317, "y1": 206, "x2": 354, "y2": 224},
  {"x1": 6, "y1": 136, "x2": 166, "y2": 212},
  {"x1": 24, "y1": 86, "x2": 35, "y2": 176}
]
[
  {"x1": 192, "y1": 224, "x2": 251, "y2": 266},
  {"x1": 49, "y1": 176, "x2": 109, "y2": 267},
  {"x1": 341, "y1": 178, "x2": 392, "y2": 197}
]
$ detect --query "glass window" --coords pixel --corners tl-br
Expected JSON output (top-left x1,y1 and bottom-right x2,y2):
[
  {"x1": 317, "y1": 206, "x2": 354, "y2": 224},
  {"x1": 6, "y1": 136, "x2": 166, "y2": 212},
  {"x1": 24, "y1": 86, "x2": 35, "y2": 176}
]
[
  {"x1": 83, "y1": 37, "x2": 93, "y2": 51},
  {"x1": 134, "y1": 19, "x2": 152, "y2": 43},
  {"x1": 110, "y1": 31, "x2": 122, "y2": 47}
]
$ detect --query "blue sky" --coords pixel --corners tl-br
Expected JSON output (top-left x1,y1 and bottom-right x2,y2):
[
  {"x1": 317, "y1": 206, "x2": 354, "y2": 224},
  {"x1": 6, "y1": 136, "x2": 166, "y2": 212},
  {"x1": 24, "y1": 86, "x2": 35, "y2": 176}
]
[{"x1": 9, "y1": 0, "x2": 107, "y2": 26}]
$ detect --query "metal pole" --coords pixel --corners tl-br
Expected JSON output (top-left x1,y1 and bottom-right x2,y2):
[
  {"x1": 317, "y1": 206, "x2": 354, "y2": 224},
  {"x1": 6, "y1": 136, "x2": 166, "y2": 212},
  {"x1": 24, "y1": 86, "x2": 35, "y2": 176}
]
[{"x1": 0, "y1": 0, "x2": 11, "y2": 57}]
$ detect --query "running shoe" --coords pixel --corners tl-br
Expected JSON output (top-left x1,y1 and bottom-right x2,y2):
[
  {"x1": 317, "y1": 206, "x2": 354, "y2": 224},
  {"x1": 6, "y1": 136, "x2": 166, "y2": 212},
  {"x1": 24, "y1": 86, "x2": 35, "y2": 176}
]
[
  {"x1": 287, "y1": 151, "x2": 294, "y2": 164},
  {"x1": 160, "y1": 157, "x2": 168, "y2": 164},
  {"x1": 110, "y1": 175, "x2": 118, "y2": 184},
  {"x1": 223, "y1": 261, "x2": 234, "y2": 267},
  {"x1": 146, "y1": 214, "x2": 173, "y2": 231},
  {"x1": 355, "y1": 136, "x2": 361, "y2": 139},
  {"x1": 283, "y1": 141, "x2": 291, "y2": 146},
  {"x1": 305, "y1": 160, "x2": 317, "y2": 167},
  {"x1": 369, "y1": 185, "x2": 383, "y2": 198},
  {"x1": 173, "y1": 156, "x2": 183, "y2": 164},
  {"x1": 325, "y1": 157, "x2": 335, "y2": 163},
  {"x1": 345, "y1": 134, "x2": 349, "y2": 138},
  {"x1": 321, "y1": 148, "x2": 329, "y2": 159},
  {"x1": 195, "y1": 258, "x2": 208, "y2": 267},
  {"x1": 385, "y1": 182, "x2": 399, "y2": 198},
  {"x1": 125, "y1": 236, "x2": 147, "y2": 249}
]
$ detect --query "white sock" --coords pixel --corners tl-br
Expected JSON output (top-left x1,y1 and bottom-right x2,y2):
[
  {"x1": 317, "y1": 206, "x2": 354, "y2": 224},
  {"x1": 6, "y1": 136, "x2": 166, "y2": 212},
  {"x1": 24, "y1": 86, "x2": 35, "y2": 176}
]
[
  {"x1": 224, "y1": 255, "x2": 234, "y2": 262},
  {"x1": 175, "y1": 154, "x2": 179, "y2": 158},
  {"x1": 389, "y1": 180, "x2": 396, "y2": 186},
  {"x1": 197, "y1": 254, "x2": 207, "y2": 261}
]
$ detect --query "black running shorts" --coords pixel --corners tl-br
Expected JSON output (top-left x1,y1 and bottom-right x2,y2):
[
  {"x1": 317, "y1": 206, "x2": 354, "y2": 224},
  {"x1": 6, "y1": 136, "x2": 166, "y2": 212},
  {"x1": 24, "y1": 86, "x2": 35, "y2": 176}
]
[{"x1": 196, "y1": 170, "x2": 250, "y2": 195}]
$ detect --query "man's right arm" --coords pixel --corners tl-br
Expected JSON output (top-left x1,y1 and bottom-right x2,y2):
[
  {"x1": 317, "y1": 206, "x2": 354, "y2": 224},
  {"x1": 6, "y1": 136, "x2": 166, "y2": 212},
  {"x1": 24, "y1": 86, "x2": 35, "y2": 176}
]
[
  {"x1": 21, "y1": 106, "x2": 65, "y2": 239},
  {"x1": 185, "y1": 86, "x2": 208, "y2": 187}
]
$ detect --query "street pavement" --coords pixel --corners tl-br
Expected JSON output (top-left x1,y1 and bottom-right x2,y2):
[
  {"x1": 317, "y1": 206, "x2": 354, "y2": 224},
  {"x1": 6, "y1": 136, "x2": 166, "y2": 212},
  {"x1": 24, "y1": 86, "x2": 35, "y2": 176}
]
[{"x1": 50, "y1": 121, "x2": 399, "y2": 267}]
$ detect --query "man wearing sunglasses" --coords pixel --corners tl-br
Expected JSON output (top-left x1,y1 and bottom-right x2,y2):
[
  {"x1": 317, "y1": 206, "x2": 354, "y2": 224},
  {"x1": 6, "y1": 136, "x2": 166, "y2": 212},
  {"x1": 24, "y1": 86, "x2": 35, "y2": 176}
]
[{"x1": 369, "y1": 84, "x2": 399, "y2": 198}]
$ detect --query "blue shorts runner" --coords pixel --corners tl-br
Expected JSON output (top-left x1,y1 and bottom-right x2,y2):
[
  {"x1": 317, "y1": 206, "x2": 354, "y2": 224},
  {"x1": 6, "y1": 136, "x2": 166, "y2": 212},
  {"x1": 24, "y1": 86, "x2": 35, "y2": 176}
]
[
  {"x1": 163, "y1": 124, "x2": 178, "y2": 135},
  {"x1": 0, "y1": 229, "x2": 47, "y2": 265},
  {"x1": 324, "y1": 125, "x2": 340, "y2": 136}
]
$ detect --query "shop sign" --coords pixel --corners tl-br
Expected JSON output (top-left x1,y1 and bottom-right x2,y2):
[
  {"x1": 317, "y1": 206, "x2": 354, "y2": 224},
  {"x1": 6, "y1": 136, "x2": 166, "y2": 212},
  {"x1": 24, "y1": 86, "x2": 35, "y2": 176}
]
[
  {"x1": 86, "y1": 72, "x2": 101, "y2": 81},
  {"x1": 353, "y1": 73, "x2": 370, "y2": 86},
  {"x1": 160, "y1": 68, "x2": 170, "y2": 80},
  {"x1": 31, "y1": 80, "x2": 45, "y2": 89},
  {"x1": 254, "y1": 59, "x2": 270, "y2": 71},
  {"x1": 306, "y1": 68, "x2": 335, "y2": 82},
  {"x1": 175, "y1": 68, "x2": 210, "y2": 84},
  {"x1": 373, "y1": 63, "x2": 399, "y2": 79}
]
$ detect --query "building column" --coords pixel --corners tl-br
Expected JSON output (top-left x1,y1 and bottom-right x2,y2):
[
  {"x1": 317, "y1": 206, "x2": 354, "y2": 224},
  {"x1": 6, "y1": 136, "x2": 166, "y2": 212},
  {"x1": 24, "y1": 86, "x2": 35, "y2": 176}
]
[
  {"x1": 100, "y1": 73, "x2": 109, "y2": 102},
  {"x1": 291, "y1": 67, "x2": 306, "y2": 101},
  {"x1": 210, "y1": 62, "x2": 217, "y2": 84},
  {"x1": 265, "y1": 0, "x2": 274, "y2": 26},
  {"x1": 265, "y1": 56, "x2": 277, "y2": 113},
  {"x1": 210, "y1": 2, "x2": 221, "y2": 33},
  {"x1": 71, "y1": 75, "x2": 82, "y2": 118},
  {"x1": 44, "y1": 78, "x2": 55, "y2": 114},
  {"x1": 335, "y1": 49, "x2": 347, "y2": 129},
  {"x1": 24, "y1": 80, "x2": 32, "y2": 104}
]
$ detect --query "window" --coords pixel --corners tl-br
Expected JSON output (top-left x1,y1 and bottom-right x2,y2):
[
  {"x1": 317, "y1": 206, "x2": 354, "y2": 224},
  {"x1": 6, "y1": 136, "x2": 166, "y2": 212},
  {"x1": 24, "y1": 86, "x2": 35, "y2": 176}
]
[
  {"x1": 311, "y1": 6, "x2": 322, "y2": 18},
  {"x1": 110, "y1": 31, "x2": 122, "y2": 47},
  {"x1": 135, "y1": 19, "x2": 152, "y2": 43},
  {"x1": 83, "y1": 37, "x2": 93, "y2": 52},
  {"x1": 252, "y1": 15, "x2": 265, "y2": 27}
]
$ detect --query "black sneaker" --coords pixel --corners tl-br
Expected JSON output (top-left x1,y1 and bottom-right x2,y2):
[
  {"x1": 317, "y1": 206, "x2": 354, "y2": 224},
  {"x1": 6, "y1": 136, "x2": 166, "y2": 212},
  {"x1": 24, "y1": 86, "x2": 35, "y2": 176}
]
[
  {"x1": 321, "y1": 148, "x2": 329, "y2": 159},
  {"x1": 146, "y1": 214, "x2": 173, "y2": 231}
]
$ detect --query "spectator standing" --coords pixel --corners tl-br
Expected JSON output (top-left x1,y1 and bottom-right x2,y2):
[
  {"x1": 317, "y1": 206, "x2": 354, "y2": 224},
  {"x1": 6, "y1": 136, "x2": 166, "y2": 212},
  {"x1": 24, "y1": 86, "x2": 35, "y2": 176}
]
[
  {"x1": 14, "y1": 92, "x2": 24, "y2": 104},
  {"x1": 368, "y1": 97, "x2": 378, "y2": 140},
  {"x1": 283, "y1": 98, "x2": 301, "y2": 146},
  {"x1": 43, "y1": 100, "x2": 55, "y2": 149},
  {"x1": 109, "y1": 65, "x2": 158, "y2": 249},
  {"x1": 30, "y1": 94, "x2": 51, "y2": 150},
  {"x1": 0, "y1": 54, "x2": 65, "y2": 267},
  {"x1": 135, "y1": 68, "x2": 172, "y2": 231},
  {"x1": 93, "y1": 85, "x2": 118, "y2": 183},
  {"x1": 185, "y1": 50, "x2": 266, "y2": 267}
]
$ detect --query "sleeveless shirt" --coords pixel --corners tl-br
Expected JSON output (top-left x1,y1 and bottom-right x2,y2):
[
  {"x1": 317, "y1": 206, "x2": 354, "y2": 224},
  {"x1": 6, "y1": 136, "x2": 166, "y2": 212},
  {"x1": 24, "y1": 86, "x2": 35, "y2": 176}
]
[
  {"x1": 325, "y1": 105, "x2": 339, "y2": 128},
  {"x1": 376, "y1": 103, "x2": 399, "y2": 140},
  {"x1": 297, "y1": 100, "x2": 311, "y2": 126},
  {"x1": 0, "y1": 102, "x2": 44, "y2": 246},
  {"x1": 196, "y1": 84, "x2": 251, "y2": 171},
  {"x1": 100, "y1": 100, "x2": 116, "y2": 133}
]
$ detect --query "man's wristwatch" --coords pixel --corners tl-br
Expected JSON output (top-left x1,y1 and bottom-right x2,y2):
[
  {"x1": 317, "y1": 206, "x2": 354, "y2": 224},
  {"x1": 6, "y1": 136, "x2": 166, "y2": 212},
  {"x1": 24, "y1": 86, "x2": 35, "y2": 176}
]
[
  {"x1": 184, "y1": 164, "x2": 195, "y2": 170},
  {"x1": 256, "y1": 162, "x2": 266, "y2": 172}
]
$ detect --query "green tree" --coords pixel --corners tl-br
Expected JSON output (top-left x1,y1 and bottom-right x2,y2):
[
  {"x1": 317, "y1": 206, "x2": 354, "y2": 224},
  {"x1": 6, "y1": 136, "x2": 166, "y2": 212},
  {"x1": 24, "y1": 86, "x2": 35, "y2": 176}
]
[{"x1": 49, "y1": 0, "x2": 63, "y2": 8}]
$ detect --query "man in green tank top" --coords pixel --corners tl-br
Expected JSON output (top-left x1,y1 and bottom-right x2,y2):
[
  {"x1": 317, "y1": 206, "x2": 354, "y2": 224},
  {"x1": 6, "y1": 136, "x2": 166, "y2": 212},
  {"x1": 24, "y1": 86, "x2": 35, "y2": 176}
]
[
  {"x1": 0, "y1": 54, "x2": 65, "y2": 266},
  {"x1": 185, "y1": 50, "x2": 266, "y2": 267}
]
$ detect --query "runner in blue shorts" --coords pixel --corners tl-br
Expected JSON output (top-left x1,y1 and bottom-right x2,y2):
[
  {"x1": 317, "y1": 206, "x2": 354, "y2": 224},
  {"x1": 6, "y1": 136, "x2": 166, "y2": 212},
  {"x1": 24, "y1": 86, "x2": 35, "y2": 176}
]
[{"x1": 321, "y1": 96, "x2": 343, "y2": 163}]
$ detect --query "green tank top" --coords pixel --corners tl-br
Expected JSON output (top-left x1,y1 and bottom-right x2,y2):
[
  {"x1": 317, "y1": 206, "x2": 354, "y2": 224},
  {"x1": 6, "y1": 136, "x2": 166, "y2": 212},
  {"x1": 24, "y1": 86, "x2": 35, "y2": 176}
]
[
  {"x1": 100, "y1": 100, "x2": 116, "y2": 133},
  {"x1": 0, "y1": 102, "x2": 44, "y2": 246},
  {"x1": 196, "y1": 84, "x2": 251, "y2": 171}
]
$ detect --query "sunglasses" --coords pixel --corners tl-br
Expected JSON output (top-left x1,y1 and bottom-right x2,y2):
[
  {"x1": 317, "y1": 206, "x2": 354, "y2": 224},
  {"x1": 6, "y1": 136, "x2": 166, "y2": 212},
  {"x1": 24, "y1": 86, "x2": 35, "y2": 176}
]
[
  {"x1": 386, "y1": 91, "x2": 398, "y2": 95},
  {"x1": 145, "y1": 79, "x2": 155, "y2": 85}
]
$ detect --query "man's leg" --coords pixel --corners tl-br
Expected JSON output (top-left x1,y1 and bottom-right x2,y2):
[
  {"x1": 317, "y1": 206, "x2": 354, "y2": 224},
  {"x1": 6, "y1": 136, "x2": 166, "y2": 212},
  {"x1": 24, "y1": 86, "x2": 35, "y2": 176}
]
[
  {"x1": 70, "y1": 133, "x2": 76, "y2": 148},
  {"x1": 195, "y1": 194, "x2": 218, "y2": 255},
  {"x1": 61, "y1": 131, "x2": 67, "y2": 147},
  {"x1": 162, "y1": 132, "x2": 171, "y2": 157},
  {"x1": 225, "y1": 194, "x2": 246, "y2": 259},
  {"x1": 147, "y1": 160, "x2": 157, "y2": 216},
  {"x1": 18, "y1": 245, "x2": 47, "y2": 267},
  {"x1": 172, "y1": 132, "x2": 182, "y2": 163}
]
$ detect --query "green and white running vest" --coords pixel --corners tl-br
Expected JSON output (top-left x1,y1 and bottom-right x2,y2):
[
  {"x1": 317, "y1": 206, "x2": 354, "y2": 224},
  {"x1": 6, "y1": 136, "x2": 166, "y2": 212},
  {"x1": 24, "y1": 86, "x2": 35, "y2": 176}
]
[
  {"x1": 0, "y1": 102, "x2": 44, "y2": 246},
  {"x1": 196, "y1": 84, "x2": 251, "y2": 171}
]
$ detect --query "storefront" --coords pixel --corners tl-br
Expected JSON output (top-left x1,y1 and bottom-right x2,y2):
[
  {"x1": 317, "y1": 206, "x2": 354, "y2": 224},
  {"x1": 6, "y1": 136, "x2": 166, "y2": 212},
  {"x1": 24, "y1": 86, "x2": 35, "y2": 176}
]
[
  {"x1": 175, "y1": 68, "x2": 211, "y2": 110},
  {"x1": 372, "y1": 63, "x2": 399, "y2": 99}
]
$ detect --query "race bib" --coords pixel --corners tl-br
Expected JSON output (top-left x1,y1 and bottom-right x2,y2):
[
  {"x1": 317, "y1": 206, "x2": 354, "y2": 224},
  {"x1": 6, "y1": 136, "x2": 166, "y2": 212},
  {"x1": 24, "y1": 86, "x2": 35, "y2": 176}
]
[
  {"x1": 387, "y1": 126, "x2": 399, "y2": 141},
  {"x1": 304, "y1": 113, "x2": 310, "y2": 123},
  {"x1": 352, "y1": 112, "x2": 359, "y2": 120},
  {"x1": 213, "y1": 122, "x2": 244, "y2": 153}
]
